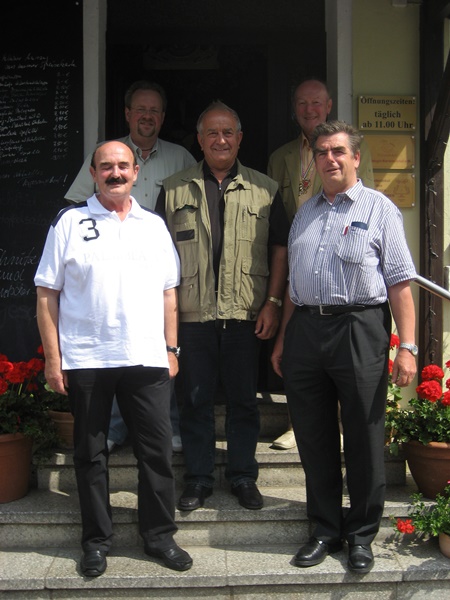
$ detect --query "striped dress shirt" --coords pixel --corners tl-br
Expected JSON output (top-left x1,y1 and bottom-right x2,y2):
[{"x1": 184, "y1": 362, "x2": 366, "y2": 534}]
[{"x1": 288, "y1": 180, "x2": 416, "y2": 306}]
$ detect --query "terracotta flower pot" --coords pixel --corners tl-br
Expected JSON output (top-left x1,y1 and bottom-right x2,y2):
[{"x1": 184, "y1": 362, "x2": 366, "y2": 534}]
[
  {"x1": 439, "y1": 532, "x2": 450, "y2": 558},
  {"x1": 48, "y1": 410, "x2": 74, "y2": 449},
  {"x1": 0, "y1": 433, "x2": 33, "y2": 503},
  {"x1": 403, "y1": 440, "x2": 450, "y2": 499}
]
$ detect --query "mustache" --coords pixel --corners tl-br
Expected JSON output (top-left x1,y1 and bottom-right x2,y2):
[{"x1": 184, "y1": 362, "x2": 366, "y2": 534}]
[{"x1": 105, "y1": 176, "x2": 127, "y2": 185}]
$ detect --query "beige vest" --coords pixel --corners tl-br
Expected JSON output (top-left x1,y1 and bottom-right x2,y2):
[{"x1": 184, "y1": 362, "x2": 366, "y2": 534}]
[{"x1": 163, "y1": 160, "x2": 278, "y2": 322}]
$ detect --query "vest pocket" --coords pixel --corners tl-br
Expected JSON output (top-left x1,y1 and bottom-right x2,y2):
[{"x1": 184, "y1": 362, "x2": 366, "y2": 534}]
[
  {"x1": 178, "y1": 263, "x2": 199, "y2": 313},
  {"x1": 239, "y1": 256, "x2": 269, "y2": 311},
  {"x1": 239, "y1": 205, "x2": 270, "y2": 242}
]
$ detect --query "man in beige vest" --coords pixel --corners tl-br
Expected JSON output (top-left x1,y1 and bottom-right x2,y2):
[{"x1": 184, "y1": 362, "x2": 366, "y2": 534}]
[{"x1": 268, "y1": 78, "x2": 374, "y2": 449}]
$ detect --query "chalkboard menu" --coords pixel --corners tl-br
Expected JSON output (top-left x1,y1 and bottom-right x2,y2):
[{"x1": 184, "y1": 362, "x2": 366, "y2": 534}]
[{"x1": 0, "y1": 5, "x2": 83, "y2": 360}]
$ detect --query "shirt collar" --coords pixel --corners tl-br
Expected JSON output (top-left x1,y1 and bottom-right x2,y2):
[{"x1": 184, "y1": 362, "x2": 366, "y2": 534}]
[
  {"x1": 202, "y1": 160, "x2": 238, "y2": 180},
  {"x1": 128, "y1": 136, "x2": 159, "y2": 159},
  {"x1": 89, "y1": 194, "x2": 144, "y2": 218},
  {"x1": 318, "y1": 179, "x2": 363, "y2": 205}
]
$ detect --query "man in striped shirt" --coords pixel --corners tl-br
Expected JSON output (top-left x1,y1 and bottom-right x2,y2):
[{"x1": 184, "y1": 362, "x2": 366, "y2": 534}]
[{"x1": 271, "y1": 121, "x2": 417, "y2": 573}]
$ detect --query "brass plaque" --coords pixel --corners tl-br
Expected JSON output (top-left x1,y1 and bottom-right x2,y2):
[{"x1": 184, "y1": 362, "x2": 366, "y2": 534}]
[
  {"x1": 363, "y1": 135, "x2": 415, "y2": 170},
  {"x1": 373, "y1": 172, "x2": 415, "y2": 208},
  {"x1": 359, "y1": 95, "x2": 416, "y2": 131}
]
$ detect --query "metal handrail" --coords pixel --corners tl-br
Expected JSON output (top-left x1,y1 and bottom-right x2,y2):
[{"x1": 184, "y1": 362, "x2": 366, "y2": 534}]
[{"x1": 413, "y1": 274, "x2": 450, "y2": 302}]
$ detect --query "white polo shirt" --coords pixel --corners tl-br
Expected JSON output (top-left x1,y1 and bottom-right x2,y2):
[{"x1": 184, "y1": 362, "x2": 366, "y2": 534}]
[{"x1": 35, "y1": 195, "x2": 180, "y2": 370}]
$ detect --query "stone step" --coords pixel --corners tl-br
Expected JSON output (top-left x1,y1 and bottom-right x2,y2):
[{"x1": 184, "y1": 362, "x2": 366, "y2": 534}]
[
  {"x1": 36, "y1": 442, "x2": 406, "y2": 492},
  {"x1": 0, "y1": 479, "x2": 416, "y2": 550},
  {"x1": 1, "y1": 536, "x2": 449, "y2": 599}
]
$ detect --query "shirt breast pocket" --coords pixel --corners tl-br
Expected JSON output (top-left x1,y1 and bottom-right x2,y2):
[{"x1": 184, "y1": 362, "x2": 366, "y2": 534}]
[{"x1": 336, "y1": 226, "x2": 368, "y2": 264}]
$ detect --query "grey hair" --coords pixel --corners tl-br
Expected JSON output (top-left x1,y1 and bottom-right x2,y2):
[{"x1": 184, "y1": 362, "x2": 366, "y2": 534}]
[
  {"x1": 196, "y1": 101, "x2": 242, "y2": 134},
  {"x1": 310, "y1": 120, "x2": 361, "y2": 156}
]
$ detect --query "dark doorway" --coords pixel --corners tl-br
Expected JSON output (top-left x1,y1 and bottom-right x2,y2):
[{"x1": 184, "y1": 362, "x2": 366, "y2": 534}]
[
  {"x1": 105, "y1": 0, "x2": 327, "y2": 390},
  {"x1": 105, "y1": 0, "x2": 326, "y2": 174}
]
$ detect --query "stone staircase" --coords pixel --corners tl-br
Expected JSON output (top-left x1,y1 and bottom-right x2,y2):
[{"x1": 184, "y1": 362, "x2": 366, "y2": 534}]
[{"x1": 1, "y1": 393, "x2": 449, "y2": 599}]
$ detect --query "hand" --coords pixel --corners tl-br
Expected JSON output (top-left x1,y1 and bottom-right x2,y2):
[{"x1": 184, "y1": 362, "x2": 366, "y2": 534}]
[
  {"x1": 271, "y1": 336, "x2": 284, "y2": 378},
  {"x1": 255, "y1": 302, "x2": 281, "y2": 340},
  {"x1": 392, "y1": 350, "x2": 417, "y2": 387},
  {"x1": 44, "y1": 362, "x2": 68, "y2": 396},
  {"x1": 167, "y1": 352, "x2": 179, "y2": 378}
]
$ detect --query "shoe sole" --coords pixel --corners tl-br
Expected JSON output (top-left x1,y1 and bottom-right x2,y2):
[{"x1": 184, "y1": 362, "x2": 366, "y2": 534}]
[
  {"x1": 348, "y1": 562, "x2": 374, "y2": 573},
  {"x1": 145, "y1": 550, "x2": 193, "y2": 571}
]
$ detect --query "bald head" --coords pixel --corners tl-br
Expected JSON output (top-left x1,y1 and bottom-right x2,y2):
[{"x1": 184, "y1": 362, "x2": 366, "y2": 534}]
[{"x1": 293, "y1": 79, "x2": 332, "y2": 140}]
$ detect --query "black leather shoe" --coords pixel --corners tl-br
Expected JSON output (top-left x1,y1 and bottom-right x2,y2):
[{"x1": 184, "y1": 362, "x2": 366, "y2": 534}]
[
  {"x1": 145, "y1": 543, "x2": 193, "y2": 571},
  {"x1": 348, "y1": 544, "x2": 374, "y2": 573},
  {"x1": 231, "y1": 481, "x2": 263, "y2": 510},
  {"x1": 80, "y1": 550, "x2": 107, "y2": 577},
  {"x1": 294, "y1": 538, "x2": 343, "y2": 567},
  {"x1": 177, "y1": 484, "x2": 212, "y2": 511}
]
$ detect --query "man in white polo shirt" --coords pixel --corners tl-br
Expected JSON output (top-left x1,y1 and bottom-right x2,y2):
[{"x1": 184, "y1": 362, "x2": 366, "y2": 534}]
[
  {"x1": 35, "y1": 141, "x2": 192, "y2": 577},
  {"x1": 65, "y1": 80, "x2": 196, "y2": 454}
]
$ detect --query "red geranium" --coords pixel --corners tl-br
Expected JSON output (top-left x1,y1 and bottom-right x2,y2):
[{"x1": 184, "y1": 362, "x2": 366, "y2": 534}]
[
  {"x1": 421, "y1": 364, "x2": 445, "y2": 381},
  {"x1": 396, "y1": 518, "x2": 415, "y2": 534},
  {"x1": 416, "y1": 380, "x2": 443, "y2": 403}
]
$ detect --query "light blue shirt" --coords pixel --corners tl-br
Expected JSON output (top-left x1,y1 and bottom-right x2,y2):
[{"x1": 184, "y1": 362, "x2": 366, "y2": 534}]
[{"x1": 288, "y1": 180, "x2": 417, "y2": 306}]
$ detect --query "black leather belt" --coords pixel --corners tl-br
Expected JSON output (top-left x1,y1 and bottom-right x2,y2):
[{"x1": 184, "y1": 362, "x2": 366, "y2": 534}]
[{"x1": 297, "y1": 304, "x2": 381, "y2": 316}]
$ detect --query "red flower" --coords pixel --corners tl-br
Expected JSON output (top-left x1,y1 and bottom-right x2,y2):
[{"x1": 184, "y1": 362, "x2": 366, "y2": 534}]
[
  {"x1": 416, "y1": 380, "x2": 442, "y2": 402},
  {"x1": 442, "y1": 391, "x2": 450, "y2": 406},
  {"x1": 0, "y1": 378, "x2": 8, "y2": 395},
  {"x1": 446, "y1": 360, "x2": 450, "y2": 369},
  {"x1": 421, "y1": 364, "x2": 445, "y2": 381},
  {"x1": 388, "y1": 359, "x2": 393, "y2": 374},
  {"x1": 26, "y1": 358, "x2": 44, "y2": 376},
  {"x1": 390, "y1": 334, "x2": 400, "y2": 349},
  {"x1": 396, "y1": 518, "x2": 415, "y2": 534},
  {"x1": 0, "y1": 360, "x2": 14, "y2": 375}
]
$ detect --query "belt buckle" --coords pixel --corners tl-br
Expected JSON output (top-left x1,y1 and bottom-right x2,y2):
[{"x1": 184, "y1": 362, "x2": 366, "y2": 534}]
[{"x1": 319, "y1": 304, "x2": 333, "y2": 316}]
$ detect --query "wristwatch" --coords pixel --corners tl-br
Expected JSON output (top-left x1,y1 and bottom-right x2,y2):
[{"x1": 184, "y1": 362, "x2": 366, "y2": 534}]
[
  {"x1": 267, "y1": 296, "x2": 283, "y2": 308},
  {"x1": 399, "y1": 343, "x2": 418, "y2": 356},
  {"x1": 166, "y1": 345, "x2": 181, "y2": 358}
]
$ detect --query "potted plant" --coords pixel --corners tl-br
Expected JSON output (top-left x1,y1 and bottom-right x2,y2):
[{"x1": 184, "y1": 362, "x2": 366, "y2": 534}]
[
  {"x1": 0, "y1": 347, "x2": 59, "y2": 502},
  {"x1": 393, "y1": 482, "x2": 450, "y2": 558},
  {"x1": 385, "y1": 342, "x2": 450, "y2": 499}
]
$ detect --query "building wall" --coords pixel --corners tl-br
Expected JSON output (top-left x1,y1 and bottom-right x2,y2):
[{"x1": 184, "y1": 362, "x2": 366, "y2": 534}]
[
  {"x1": 443, "y1": 19, "x2": 450, "y2": 357},
  {"x1": 353, "y1": 0, "x2": 421, "y2": 394}
]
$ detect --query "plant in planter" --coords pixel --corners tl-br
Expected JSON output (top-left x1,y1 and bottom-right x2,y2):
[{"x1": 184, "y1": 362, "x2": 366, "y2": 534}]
[
  {"x1": 0, "y1": 347, "x2": 59, "y2": 502},
  {"x1": 392, "y1": 483, "x2": 450, "y2": 557},
  {"x1": 0, "y1": 348, "x2": 59, "y2": 453},
  {"x1": 385, "y1": 352, "x2": 450, "y2": 498}
]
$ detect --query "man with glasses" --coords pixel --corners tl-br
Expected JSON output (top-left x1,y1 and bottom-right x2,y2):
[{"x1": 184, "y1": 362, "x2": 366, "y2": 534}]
[{"x1": 65, "y1": 80, "x2": 196, "y2": 454}]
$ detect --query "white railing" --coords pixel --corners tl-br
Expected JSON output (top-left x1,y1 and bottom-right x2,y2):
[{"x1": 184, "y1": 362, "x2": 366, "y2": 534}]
[{"x1": 413, "y1": 274, "x2": 450, "y2": 301}]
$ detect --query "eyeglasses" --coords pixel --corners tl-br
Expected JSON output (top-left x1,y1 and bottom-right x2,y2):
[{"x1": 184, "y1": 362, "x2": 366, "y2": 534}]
[{"x1": 129, "y1": 107, "x2": 163, "y2": 116}]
